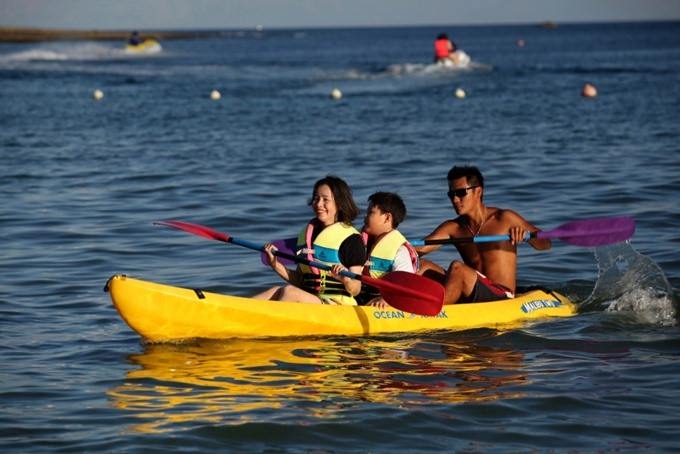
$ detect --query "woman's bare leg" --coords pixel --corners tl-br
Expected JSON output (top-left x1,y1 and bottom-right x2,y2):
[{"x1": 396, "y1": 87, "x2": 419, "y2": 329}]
[
  {"x1": 252, "y1": 285, "x2": 283, "y2": 300},
  {"x1": 253, "y1": 284, "x2": 323, "y2": 303}
]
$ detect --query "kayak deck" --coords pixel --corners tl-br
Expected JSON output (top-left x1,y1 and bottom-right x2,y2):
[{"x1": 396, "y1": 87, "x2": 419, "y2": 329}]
[{"x1": 106, "y1": 274, "x2": 577, "y2": 342}]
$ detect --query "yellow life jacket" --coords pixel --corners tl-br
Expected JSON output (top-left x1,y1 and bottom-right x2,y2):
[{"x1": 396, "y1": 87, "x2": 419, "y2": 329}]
[
  {"x1": 297, "y1": 221, "x2": 360, "y2": 305},
  {"x1": 365, "y1": 230, "x2": 418, "y2": 278},
  {"x1": 359, "y1": 230, "x2": 419, "y2": 303}
]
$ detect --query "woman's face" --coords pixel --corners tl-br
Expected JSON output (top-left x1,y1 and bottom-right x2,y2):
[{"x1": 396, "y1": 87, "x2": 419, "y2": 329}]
[{"x1": 312, "y1": 184, "x2": 337, "y2": 226}]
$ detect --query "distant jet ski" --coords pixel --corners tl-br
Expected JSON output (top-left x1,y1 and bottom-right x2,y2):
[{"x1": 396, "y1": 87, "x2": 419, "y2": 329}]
[{"x1": 124, "y1": 38, "x2": 162, "y2": 54}]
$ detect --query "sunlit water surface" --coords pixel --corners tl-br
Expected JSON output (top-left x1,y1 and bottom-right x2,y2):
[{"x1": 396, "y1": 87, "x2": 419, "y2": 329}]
[{"x1": 1, "y1": 22, "x2": 679, "y2": 451}]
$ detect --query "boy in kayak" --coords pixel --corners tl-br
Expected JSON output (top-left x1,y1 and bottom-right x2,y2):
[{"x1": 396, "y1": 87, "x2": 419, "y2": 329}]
[
  {"x1": 416, "y1": 166, "x2": 550, "y2": 304},
  {"x1": 358, "y1": 192, "x2": 419, "y2": 307},
  {"x1": 255, "y1": 175, "x2": 367, "y2": 305}
]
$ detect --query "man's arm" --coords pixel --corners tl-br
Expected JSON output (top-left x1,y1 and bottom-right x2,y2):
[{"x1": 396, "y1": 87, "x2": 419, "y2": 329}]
[
  {"x1": 505, "y1": 210, "x2": 551, "y2": 250},
  {"x1": 414, "y1": 220, "x2": 458, "y2": 256}
]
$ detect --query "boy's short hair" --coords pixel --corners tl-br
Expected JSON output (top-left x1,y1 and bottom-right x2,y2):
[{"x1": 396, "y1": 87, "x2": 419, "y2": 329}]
[{"x1": 367, "y1": 192, "x2": 406, "y2": 228}]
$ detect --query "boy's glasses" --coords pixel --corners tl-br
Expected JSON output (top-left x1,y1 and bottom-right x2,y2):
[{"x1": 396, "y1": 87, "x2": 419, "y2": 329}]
[{"x1": 447, "y1": 186, "x2": 479, "y2": 199}]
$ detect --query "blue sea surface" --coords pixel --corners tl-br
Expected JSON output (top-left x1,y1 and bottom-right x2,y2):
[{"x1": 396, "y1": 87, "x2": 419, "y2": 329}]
[{"x1": 1, "y1": 22, "x2": 680, "y2": 451}]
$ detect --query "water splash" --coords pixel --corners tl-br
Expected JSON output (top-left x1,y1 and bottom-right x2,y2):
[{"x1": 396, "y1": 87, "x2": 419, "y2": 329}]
[{"x1": 585, "y1": 242, "x2": 676, "y2": 326}]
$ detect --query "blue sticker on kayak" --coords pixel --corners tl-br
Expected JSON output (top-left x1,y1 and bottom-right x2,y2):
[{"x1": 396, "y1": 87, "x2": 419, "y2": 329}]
[{"x1": 521, "y1": 299, "x2": 562, "y2": 313}]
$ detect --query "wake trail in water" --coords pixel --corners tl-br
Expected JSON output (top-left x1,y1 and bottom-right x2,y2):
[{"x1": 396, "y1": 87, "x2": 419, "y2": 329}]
[
  {"x1": 0, "y1": 42, "x2": 165, "y2": 68},
  {"x1": 299, "y1": 58, "x2": 492, "y2": 96},
  {"x1": 341, "y1": 57, "x2": 491, "y2": 81},
  {"x1": 585, "y1": 242, "x2": 677, "y2": 326}
]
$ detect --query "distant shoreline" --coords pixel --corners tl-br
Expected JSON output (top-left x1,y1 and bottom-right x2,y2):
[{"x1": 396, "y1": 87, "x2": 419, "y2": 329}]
[
  {"x1": 1, "y1": 20, "x2": 676, "y2": 43},
  {"x1": 0, "y1": 27, "x2": 224, "y2": 43}
]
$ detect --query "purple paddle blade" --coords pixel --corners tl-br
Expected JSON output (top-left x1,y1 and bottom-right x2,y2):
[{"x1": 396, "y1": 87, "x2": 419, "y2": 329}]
[
  {"x1": 537, "y1": 216, "x2": 635, "y2": 247},
  {"x1": 260, "y1": 237, "x2": 298, "y2": 266}
]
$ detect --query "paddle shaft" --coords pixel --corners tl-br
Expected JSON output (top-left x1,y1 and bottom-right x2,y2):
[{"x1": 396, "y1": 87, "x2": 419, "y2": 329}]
[
  {"x1": 410, "y1": 217, "x2": 635, "y2": 247},
  {"x1": 230, "y1": 237, "x2": 364, "y2": 281},
  {"x1": 411, "y1": 232, "x2": 533, "y2": 246},
  {"x1": 231, "y1": 236, "x2": 441, "y2": 304},
  {"x1": 154, "y1": 219, "x2": 445, "y2": 315}
]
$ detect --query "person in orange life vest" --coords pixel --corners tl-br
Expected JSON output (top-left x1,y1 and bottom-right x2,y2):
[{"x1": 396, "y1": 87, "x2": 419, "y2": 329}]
[
  {"x1": 254, "y1": 175, "x2": 367, "y2": 305},
  {"x1": 358, "y1": 192, "x2": 419, "y2": 308},
  {"x1": 415, "y1": 166, "x2": 550, "y2": 305},
  {"x1": 434, "y1": 32, "x2": 457, "y2": 63}
]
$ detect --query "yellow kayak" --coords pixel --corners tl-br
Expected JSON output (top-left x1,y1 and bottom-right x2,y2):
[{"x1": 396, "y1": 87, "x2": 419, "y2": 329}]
[
  {"x1": 106, "y1": 274, "x2": 577, "y2": 342},
  {"x1": 124, "y1": 38, "x2": 162, "y2": 54}
]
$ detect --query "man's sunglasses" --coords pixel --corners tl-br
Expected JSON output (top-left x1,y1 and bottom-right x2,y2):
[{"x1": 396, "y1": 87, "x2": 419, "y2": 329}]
[{"x1": 447, "y1": 185, "x2": 479, "y2": 199}]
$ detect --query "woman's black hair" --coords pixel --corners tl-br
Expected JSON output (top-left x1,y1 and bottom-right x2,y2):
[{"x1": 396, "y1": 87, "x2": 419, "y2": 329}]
[{"x1": 309, "y1": 175, "x2": 359, "y2": 224}]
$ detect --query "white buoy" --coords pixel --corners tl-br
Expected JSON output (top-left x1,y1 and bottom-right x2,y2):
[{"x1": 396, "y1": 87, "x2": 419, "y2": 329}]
[
  {"x1": 455, "y1": 88, "x2": 466, "y2": 99},
  {"x1": 92, "y1": 89, "x2": 104, "y2": 101},
  {"x1": 210, "y1": 89, "x2": 221, "y2": 100},
  {"x1": 516, "y1": 39, "x2": 526, "y2": 48},
  {"x1": 330, "y1": 88, "x2": 343, "y2": 100},
  {"x1": 581, "y1": 83, "x2": 597, "y2": 98}
]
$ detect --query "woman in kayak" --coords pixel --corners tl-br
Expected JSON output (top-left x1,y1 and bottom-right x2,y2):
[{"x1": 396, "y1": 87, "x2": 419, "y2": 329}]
[
  {"x1": 358, "y1": 192, "x2": 419, "y2": 308},
  {"x1": 254, "y1": 175, "x2": 367, "y2": 305}
]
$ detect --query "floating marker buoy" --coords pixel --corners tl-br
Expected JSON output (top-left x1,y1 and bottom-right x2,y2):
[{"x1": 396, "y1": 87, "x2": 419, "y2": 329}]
[
  {"x1": 516, "y1": 39, "x2": 526, "y2": 47},
  {"x1": 330, "y1": 88, "x2": 342, "y2": 100},
  {"x1": 455, "y1": 88, "x2": 466, "y2": 99},
  {"x1": 581, "y1": 83, "x2": 597, "y2": 98},
  {"x1": 210, "y1": 89, "x2": 221, "y2": 100},
  {"x1": 92, "y1": 89, "x2": 104, "y2": 101}
]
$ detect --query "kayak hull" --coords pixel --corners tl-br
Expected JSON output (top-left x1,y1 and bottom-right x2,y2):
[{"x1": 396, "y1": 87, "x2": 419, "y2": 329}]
[{"x1": 106, "y1": 274, "x2": 577, "y2": 342}]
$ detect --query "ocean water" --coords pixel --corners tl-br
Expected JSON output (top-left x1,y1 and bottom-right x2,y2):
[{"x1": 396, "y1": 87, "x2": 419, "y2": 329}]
[{"x1": 1, "y1": 21, "x2": 680, "y2": 452}]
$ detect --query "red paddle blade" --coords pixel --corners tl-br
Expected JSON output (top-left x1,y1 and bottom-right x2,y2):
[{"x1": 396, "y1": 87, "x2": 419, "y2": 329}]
[
  {"x1": 154, "y1": 220, "x2": 231, "y2": 243},
  {"x1": 541, "y1": 216, "x2": 635, "y2": 247},
  {"x1": 363, "y1": 271, "x2": 444, "y2": 316}
]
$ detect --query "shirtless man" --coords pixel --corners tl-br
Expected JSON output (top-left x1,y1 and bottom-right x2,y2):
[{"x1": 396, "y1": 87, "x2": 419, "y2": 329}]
[{"x1": 416, "y1": 166, "x2": 551, "y2": 305}]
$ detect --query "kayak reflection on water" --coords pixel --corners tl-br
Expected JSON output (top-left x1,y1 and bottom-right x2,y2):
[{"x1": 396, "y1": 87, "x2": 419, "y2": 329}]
[{"x1": 107, "y1": 336, "x2": 526, "y2": 433}]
